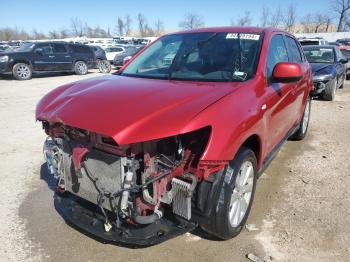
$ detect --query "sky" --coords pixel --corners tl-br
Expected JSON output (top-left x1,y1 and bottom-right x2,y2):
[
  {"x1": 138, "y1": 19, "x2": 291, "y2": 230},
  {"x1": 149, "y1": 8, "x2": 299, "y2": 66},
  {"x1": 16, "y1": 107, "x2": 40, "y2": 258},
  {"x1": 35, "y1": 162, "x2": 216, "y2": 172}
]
[{"x1": 0, "y1": 0, "x2": 333, "y2": 34}]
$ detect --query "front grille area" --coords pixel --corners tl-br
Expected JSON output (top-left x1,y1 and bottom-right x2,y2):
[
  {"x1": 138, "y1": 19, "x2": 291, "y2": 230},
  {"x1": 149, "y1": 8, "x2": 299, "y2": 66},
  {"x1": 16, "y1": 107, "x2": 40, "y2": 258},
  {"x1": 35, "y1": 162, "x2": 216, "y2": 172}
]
[{"x1": 64, "y1": 149, "x2": 123, "y2": 212}]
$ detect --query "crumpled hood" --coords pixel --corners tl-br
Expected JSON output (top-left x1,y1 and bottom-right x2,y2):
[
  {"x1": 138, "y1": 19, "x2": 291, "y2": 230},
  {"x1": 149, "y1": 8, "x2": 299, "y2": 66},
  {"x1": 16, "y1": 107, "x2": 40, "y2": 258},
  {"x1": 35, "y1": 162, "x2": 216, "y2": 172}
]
[
  {"x1": 311, "y1": 63, "x2": 335, "y2": 76},
  {"x1": 36, "y1": 75, "x2": 236, "y2": 144}
]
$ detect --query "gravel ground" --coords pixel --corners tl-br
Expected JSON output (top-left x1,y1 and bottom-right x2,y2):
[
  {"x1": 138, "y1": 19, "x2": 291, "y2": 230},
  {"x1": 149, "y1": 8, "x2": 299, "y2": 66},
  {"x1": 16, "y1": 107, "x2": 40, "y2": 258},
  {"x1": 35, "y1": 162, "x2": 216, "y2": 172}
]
[{"x1": 0, "y1": 71, "x2": 349, "y2": 262}]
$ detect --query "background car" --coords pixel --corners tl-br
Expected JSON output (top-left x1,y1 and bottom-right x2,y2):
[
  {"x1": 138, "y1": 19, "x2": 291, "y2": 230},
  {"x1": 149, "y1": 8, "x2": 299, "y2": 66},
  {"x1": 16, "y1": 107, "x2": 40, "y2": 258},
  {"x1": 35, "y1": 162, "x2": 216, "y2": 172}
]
[
  {"x1": 339, "y1": 45, "x2": 350, "y2": 79},
  {"x1": 303, "y1": 45, "x2": 347, "y2": 100},
  {"x1": 113, "y1": 45, "x2": 143, "y2": 67},
  {"x1": 0, "y1": 41, "x2": 95, "y2": 80},
  {"x1": 104, "y1": 46, "x2": 125, "y2": 63},
  {"x1": 299, "y1": 37, "x2": 328, "y2": 46}
]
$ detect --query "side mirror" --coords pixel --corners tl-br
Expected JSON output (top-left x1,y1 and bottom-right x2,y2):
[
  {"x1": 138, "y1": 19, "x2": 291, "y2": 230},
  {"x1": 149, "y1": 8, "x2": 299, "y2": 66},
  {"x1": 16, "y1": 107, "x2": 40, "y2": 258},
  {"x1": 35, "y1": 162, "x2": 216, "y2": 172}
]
[
  {"x1": 339, "y1": 58, "x2": 348, "y2": 64},
  {"x1": 272, "y1": 62, "x2": 302, "y2": 83}
]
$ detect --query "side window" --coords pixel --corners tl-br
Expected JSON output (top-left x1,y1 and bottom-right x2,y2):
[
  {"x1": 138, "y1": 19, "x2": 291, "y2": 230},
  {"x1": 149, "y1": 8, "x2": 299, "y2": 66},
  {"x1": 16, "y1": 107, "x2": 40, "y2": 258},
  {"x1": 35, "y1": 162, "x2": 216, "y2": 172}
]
[
  {"x1": 267, "y1": 35, "x2": 288, "y2": 78},
  {"x1": 116, "y1": 47, "x2": 124, "y2": 52},
  {"x1": 285, "y1": 36, "x2": 303, "y2": 63},
  {"x1": 53, "y1": 43, "x2": 67, "y2": 53},
  {"x1": 34, "y1": 43, "x2": 53, "y2": 54}
]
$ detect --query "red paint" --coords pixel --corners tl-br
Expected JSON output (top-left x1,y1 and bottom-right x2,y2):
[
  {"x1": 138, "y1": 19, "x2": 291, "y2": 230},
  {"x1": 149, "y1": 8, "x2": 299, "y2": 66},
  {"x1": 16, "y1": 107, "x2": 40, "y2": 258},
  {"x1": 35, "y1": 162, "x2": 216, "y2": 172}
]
[
  {"x1": 272, "y1": 62, "x2": 302, "y2": 81},
  {"x1": 72, "y1": 147, "x2": 89, "y2": 169},
  {"x1": 36, "y1": 27, "x2": 313, "y2": 172}
]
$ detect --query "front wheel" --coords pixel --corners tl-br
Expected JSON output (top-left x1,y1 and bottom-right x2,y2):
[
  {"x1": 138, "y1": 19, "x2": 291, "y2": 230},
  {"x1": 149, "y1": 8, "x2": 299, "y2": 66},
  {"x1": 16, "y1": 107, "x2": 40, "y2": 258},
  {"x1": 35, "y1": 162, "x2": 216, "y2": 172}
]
[
  {"x1": 13, "y1": 63, "x2": 32, "y2": 80},
  {"x1": 290, "y1": 96, "x2": 311, "y2": 141},
  {"x1": 203, "y1": 147, "x2": 257, "y2": 239},
  {"x1": 323, "y1": 79, "x2": 336, "y2": 101},
  {"x1": 74, "y1": 61, "x2": 88, "y2": 75}
]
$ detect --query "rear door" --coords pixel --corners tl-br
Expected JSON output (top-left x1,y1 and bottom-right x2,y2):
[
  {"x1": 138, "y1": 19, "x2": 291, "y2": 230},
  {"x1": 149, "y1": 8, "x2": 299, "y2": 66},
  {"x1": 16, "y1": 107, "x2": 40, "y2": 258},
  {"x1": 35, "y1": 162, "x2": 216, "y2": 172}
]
[
  {"x1": 264, "y1": 34, "x2": 297, "y2": 153},
  {"x1": 52, "y1": 43, "x2": 72, "y2": 71}
]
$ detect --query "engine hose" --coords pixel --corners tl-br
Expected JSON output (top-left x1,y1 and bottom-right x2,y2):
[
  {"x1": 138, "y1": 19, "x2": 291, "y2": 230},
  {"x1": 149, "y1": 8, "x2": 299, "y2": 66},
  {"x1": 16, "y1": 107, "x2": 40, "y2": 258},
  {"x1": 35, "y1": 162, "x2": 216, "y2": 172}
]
[{"x1": 133, "y1": 209, "x2": 163, "y2": 225}]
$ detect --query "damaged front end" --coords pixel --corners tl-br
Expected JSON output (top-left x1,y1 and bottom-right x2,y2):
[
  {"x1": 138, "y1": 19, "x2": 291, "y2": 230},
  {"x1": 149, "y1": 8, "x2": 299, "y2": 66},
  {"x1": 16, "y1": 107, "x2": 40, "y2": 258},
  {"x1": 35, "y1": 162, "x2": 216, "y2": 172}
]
[{"x1": 42, "y1": 122, "x2": 225, "y2": 245}]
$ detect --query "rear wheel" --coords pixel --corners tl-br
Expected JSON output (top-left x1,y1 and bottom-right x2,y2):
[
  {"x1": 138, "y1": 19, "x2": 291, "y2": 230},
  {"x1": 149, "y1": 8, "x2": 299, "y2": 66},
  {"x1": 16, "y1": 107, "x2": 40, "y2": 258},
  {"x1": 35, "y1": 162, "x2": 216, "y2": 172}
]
[
  {"x1": 74, "y1": 61, "x2": 88, "y2": 75},
  {"x1": 12, "y1": 63, "x2": 32, "y2": 80},
  {"x1": 97, "y1": 59, "x2": 111, "y2": 73},
  {"x1": 322, "y1": 79, "x2": 336, "y2": 101},
  {"x1": 203, "y1": 147, "x2": 257, "y2": 239}
]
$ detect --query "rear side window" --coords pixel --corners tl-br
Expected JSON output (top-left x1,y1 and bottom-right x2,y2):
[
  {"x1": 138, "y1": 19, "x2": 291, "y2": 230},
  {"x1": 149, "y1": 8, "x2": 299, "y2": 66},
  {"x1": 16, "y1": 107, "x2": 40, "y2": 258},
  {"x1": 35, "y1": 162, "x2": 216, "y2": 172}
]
[
  {"x1": 70, "y1": 45, "x2": 91, "y2": 54},
  {"x1": 285, "y1": 36, "x2": 303, "y2": 63},
  {"x1": 53, "y1": 43, "x2": 67, "y2": 53},
  {"x1": 267, "y1": 35, "x2": 288, "y2": 78}
]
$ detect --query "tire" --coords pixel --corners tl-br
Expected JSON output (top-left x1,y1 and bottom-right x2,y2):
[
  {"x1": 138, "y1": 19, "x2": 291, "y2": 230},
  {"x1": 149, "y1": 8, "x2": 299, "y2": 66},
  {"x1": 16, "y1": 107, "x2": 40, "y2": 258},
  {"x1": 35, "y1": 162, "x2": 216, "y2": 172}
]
[
  {"x1": 12, "y1": 63, "x2": 32, "y2": 80},
  {"x1": 322, "y1": 79, "x2": 336, "y2": 101},
  {"x1": 339, "y1": 73, "x2": 346, "y2": 89},
  {"x1": 204, "y1": 147, "x2": 257, "y2": 239},
  {"x1": 97, "y1": 59, "x2": 111, "y2": 73},
  {"x1": 290, "y1": 96, "x2": 311, "y2": 141},
  {"x1": 74, "y1": 61, "x2": 88, "y2": 75}
]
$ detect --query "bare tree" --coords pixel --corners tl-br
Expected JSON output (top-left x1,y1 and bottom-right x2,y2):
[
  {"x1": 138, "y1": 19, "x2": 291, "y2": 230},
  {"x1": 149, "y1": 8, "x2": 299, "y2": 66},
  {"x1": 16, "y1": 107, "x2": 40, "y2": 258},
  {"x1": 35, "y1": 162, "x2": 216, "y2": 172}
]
[
  {"x1": 332, "y1": 0, "x2": 350, "y2": 31},
  {"x1": 59, "y1": 28, "x2": 69, "y2": 38},
  {"x1": 261, "y1": 7, "x2": 270, "y2": 27},
  {"x1": 137, "y1": 13, "x2": 148, "y2": 37},
  {"x1": 32, "y1": 29, "x2": 46, "y2": 40},
  {"x1": 116, "y1": 17, "x2": 124, "y2": 36},
  {"x1": 179, "y1": 13, "x2": 205, "y2": 30},
  {"x1": 48, "y1": 30, "x2": 60, "y2": 39},
  {"x1": 154, "y1": 19, "x2": 164, "y2": 35},
  {"x1": 283, "y1": 4, "x2": 297, "y2": 32},
  {"x1": 300, "y1": 14, "x2": 315, "y2": 33},
  {"x1": 124, "y1": 15, "x2": 132, "y2": 36},
  {"x1": 70, "y1": 17, "x2": 84, "y2": 37},
  {"x1": 269, "y1": 6, "x2": 282, "y2": 28},
  {"x1": 233, "y1": 11, "x2": 252, "y2": 26}
]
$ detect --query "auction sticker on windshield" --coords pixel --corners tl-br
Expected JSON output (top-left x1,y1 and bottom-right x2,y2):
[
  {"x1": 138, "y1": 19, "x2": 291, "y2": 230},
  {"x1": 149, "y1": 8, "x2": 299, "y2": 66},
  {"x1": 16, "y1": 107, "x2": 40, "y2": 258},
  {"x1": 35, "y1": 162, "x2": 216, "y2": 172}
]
[{"x1": 226, "y1": 33, "x2": 260, "y2": 40}]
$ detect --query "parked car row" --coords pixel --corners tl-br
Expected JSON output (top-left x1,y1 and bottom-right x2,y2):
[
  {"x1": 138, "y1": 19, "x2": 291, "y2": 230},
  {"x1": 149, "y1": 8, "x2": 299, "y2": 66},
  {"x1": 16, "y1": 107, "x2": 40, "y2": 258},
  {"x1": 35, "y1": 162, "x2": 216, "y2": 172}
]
[
  {"x1": 297, "y1": 37, "x2": 348, "y2": 101},
  {"x1": 0, "y1": 42, "x2": 95, "y2": 80}
]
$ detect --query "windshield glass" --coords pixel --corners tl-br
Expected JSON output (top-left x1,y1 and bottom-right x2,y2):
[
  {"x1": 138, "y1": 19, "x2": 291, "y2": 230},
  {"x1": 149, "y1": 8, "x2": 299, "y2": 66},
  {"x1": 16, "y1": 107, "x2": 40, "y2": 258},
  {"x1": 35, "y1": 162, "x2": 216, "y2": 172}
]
[
  {"x1": 340, "y1": 49, "x2": 350, "y2": 58},
  {"x1": 15, "y1": 42, "x2": 35, "y2": 52},
  {"x1": 106, "y1": 47, "x2": 121, "y2": 52},
  {"x1": 303, "y1": 47, "x2": 334, "y2": 63},
  {"x1": 121, "y1": 32, "x2": 262, "y2": 82}
]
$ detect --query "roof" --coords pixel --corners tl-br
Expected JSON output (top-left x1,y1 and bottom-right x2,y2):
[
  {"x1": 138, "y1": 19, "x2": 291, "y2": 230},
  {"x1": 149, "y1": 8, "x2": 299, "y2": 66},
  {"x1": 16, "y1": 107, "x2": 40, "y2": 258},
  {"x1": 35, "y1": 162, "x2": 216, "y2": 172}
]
[
  {"x1": 302, "y1": 45, "x2": 336, "y2": 49},
  {"x1": 166, "y1": 26, "x2": 286, "y2": 36}
]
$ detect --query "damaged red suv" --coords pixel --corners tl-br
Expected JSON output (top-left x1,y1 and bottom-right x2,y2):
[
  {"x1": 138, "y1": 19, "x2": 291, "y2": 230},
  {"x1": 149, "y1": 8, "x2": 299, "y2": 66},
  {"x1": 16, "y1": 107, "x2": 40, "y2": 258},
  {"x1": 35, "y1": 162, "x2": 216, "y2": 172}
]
[{"x1": 36, "y1": 27, "x2": 313, "y2": 245}]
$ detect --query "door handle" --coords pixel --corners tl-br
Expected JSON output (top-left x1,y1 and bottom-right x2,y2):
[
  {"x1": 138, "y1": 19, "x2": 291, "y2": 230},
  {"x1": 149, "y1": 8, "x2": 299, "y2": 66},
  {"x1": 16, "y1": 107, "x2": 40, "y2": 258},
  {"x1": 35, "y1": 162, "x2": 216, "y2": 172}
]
[
  {"x1": 261, "y1": 104, "x2": 267, "y2": 110},
  {"x1": 65, "y1": 55, "x2": 71, "y2": 58},
  {"x1": 49, "y1": 55, "x2": 55, "y2": 58}
]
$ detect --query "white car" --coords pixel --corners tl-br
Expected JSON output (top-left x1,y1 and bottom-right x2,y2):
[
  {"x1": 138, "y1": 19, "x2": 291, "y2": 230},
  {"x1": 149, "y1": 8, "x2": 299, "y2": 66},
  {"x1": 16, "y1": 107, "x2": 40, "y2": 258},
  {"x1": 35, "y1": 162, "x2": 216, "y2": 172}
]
[{"x1": 104, "y1": 46, "x2": 125, "y2": 63}]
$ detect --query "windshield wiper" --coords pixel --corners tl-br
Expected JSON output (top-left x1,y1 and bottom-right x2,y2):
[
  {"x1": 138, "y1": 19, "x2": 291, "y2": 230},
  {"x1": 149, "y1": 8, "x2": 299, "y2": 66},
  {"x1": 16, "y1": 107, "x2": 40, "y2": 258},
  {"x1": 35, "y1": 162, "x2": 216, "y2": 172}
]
[{"x1": 168, "y1": 33, "x2": 219, "y2": 80}]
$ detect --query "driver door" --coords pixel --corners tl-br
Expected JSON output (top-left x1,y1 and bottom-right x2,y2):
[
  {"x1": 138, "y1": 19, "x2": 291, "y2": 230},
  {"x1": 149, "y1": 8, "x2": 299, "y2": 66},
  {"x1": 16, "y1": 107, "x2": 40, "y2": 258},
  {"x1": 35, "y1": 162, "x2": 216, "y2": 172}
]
[{"x1": 32, "y1": 43, "x2": 55, "y2": 71}]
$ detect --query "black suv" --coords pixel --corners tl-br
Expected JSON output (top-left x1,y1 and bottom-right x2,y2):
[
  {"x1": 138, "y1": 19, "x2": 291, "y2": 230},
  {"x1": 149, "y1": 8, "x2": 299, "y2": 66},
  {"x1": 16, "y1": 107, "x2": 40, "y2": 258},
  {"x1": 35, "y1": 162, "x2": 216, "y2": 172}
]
[{"x1": 0, "y1": 42, "x2": 95, "y2": 80}]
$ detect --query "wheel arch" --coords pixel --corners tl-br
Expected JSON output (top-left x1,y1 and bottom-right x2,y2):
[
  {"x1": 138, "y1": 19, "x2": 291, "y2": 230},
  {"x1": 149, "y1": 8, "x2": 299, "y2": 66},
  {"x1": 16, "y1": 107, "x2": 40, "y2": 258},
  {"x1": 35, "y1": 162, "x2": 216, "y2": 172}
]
[
  {"x1": 12, "y1": 59, "x2": 33, "y2": 69},
  {"x1": 239, "y1": 134, "x2": 262, "y2": 168}
]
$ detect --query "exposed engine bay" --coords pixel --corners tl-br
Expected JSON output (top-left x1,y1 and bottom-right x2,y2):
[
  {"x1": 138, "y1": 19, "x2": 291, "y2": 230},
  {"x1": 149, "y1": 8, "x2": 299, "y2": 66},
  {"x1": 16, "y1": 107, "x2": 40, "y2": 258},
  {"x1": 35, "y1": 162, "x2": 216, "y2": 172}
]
[{"x1": 42, "y1": 121, "x2": 226, "y2": 245}]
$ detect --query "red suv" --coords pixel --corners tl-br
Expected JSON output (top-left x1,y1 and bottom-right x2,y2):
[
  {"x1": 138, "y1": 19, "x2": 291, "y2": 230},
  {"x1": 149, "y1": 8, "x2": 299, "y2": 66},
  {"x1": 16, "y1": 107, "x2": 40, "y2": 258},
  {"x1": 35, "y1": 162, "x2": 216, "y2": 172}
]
[{"x1": 36, "y1": 27, "x2": 313, "y2": 245}]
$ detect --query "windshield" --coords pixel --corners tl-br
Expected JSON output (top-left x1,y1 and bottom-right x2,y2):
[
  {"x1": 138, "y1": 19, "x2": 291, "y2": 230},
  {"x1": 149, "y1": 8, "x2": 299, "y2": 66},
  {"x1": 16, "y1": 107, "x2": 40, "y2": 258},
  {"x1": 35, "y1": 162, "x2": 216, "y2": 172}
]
[
  {"x1": 340, "y1": 49, "x2": 350, "y2": 58},
  {"x1": 121, "y1": 32, "x2": 262, "y2": 82},
  {"x1": 125, "y1": 47, "x2": 141, "y2": 55},
  {"x1": 106, "y1": 47, "x2": 122, "y2": 52},
  {"x1": 303, "y1": 47, "x2": 335, "y2": 63},
  {"x1": 15, "y1": 42, "x2": 35, "y2": 52}
]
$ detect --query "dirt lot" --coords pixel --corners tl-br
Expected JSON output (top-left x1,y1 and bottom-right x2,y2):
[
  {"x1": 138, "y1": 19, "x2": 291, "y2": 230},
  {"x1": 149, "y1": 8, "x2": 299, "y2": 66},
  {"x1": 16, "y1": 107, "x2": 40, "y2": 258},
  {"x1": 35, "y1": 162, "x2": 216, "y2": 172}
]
[{"x1": 0, "y1": 71, "x2": 349, "y2": 262}]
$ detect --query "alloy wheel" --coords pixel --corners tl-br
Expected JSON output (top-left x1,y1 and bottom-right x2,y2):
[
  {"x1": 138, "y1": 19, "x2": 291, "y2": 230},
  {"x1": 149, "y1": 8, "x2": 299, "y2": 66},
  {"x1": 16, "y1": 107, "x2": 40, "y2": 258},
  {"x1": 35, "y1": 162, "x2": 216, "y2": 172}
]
[{"x1": 229, "y1": 161, "x2": 254, "y2": 227}]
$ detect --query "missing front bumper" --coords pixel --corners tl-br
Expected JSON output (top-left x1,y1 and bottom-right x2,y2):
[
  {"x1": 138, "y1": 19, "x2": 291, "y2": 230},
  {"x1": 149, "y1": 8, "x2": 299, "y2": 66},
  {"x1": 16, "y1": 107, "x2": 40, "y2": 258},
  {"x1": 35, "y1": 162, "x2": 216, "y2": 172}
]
[{"x1": 54, "y1": 193, "x2": 197, "y2": 246}]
